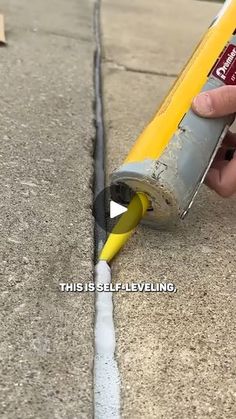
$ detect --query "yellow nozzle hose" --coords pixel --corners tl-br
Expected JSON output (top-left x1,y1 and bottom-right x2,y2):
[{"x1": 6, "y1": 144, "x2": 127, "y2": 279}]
[{"x1": 99, "y1": 192, "x2": 149, "y2": 262}]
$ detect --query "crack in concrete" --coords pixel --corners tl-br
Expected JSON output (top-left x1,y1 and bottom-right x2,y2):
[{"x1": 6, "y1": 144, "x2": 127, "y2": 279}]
[
  {"x1": 104, "y1": 58, "x2": 178, "y2": 78},
  {"x1": 93, "y1": 3, "x2": 106, "y2": 252},
  {"x1": 93, "y1": 1, "x2": 121, "y2": 418}
]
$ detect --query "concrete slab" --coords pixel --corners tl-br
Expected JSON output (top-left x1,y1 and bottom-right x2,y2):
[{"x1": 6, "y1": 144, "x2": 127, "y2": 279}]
[
  {"x1": 103, "y1": 65, "x2": 236, "y2": 419},
  {"x1": 2, "y1": 0, "x2": 93, "y2": 41},
  {"x1": 0, "y1": 0, "x2": 95, "y2": 418},
  {"x1": 102, "y1": 1, "x2": 236, "y2": 418},
  {"x1": 101, "y1": 0, "x2": 220, "y2": 75}
]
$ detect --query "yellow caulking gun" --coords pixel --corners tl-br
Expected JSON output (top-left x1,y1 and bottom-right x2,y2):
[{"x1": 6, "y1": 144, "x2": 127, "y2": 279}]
[{"x1": 100, "y1": 0, "x2": 236, "y2": 262}]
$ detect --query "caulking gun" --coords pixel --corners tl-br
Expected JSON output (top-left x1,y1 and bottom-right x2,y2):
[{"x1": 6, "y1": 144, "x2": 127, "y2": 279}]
[{"x1": 100, "y1": 0, "x2": 236, "y2": 262}]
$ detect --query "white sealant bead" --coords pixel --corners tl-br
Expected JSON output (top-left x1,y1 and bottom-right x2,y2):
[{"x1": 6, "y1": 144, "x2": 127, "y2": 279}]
[
  {"x1": 94, "y1": 261, "x2": 120, "y2": 419},
  {"x1": 95, "y1": 260, "x2": 111, "y2": 284},
  {"x1": 95, "y1": 261, "x2": 115, "y2": 354}
]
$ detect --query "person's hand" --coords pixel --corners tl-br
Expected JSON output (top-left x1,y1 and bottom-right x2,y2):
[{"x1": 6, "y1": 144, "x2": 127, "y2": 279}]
[{"x1": 192, "y1": 85, "x2": 236, "y2": 197}]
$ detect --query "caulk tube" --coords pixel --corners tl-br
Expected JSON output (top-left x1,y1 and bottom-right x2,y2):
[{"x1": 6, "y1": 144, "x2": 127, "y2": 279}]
[{"x1": 111, "y1": 1, "x2": 236, "y2": 229}]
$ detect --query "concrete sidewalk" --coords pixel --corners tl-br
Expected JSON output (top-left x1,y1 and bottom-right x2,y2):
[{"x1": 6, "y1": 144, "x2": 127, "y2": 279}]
[
  {"x1": 102, "y1": 1, "x2": 236, "y2": 418},
  {"x1": 0, "y1": 0, "x2": 95, "y2": 417}
]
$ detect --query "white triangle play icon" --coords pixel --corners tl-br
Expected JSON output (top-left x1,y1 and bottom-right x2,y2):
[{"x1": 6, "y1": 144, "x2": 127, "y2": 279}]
[{"x1": 110, "y1": 200, "x2": 128, "y2": 219}]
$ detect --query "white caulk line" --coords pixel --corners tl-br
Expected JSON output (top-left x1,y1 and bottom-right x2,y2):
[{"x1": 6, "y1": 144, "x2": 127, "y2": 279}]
[
  {"x1": 93, "y1": 0, "x2": 121, "y2": 417},
  {"x1": 94, "y1": 261, "x2": 120, "y2": 419}
]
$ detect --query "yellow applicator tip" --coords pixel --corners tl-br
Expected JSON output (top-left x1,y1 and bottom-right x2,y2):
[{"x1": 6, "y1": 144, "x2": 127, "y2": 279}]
[{"x1": 99, "y1": 192, "x2": 150, "y2": 263}]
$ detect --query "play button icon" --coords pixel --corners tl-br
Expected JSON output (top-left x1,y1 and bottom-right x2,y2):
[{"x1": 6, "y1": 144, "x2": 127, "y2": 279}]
[
  {"x1": 110, "y1": 200, "x2": 127, "y2": 219},
  {"x1": 93, "y1": 185, "x2": 144, "y2": 234}
]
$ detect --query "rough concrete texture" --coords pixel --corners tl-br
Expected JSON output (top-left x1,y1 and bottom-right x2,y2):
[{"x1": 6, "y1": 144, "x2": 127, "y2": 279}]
[
  {"x1": 101, "y1": 0, "x2": 220, "y2": 75},
  {"x1": 102, "y1": 1, "x2": 236, "y2": 418},
  {"x1": 0, "y1": 0, "x2": 95, "y2": 418}
]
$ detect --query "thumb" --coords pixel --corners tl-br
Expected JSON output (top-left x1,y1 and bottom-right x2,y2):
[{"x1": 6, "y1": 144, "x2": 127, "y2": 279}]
[{"x1": 192, "y1": 86, "x2": 236, "y2": 118}]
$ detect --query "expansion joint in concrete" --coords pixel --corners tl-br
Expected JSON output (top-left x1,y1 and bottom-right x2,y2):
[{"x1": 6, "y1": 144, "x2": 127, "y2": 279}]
[{"x1": 93, "y1": 1, "x2": 121, "y2": 418}]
